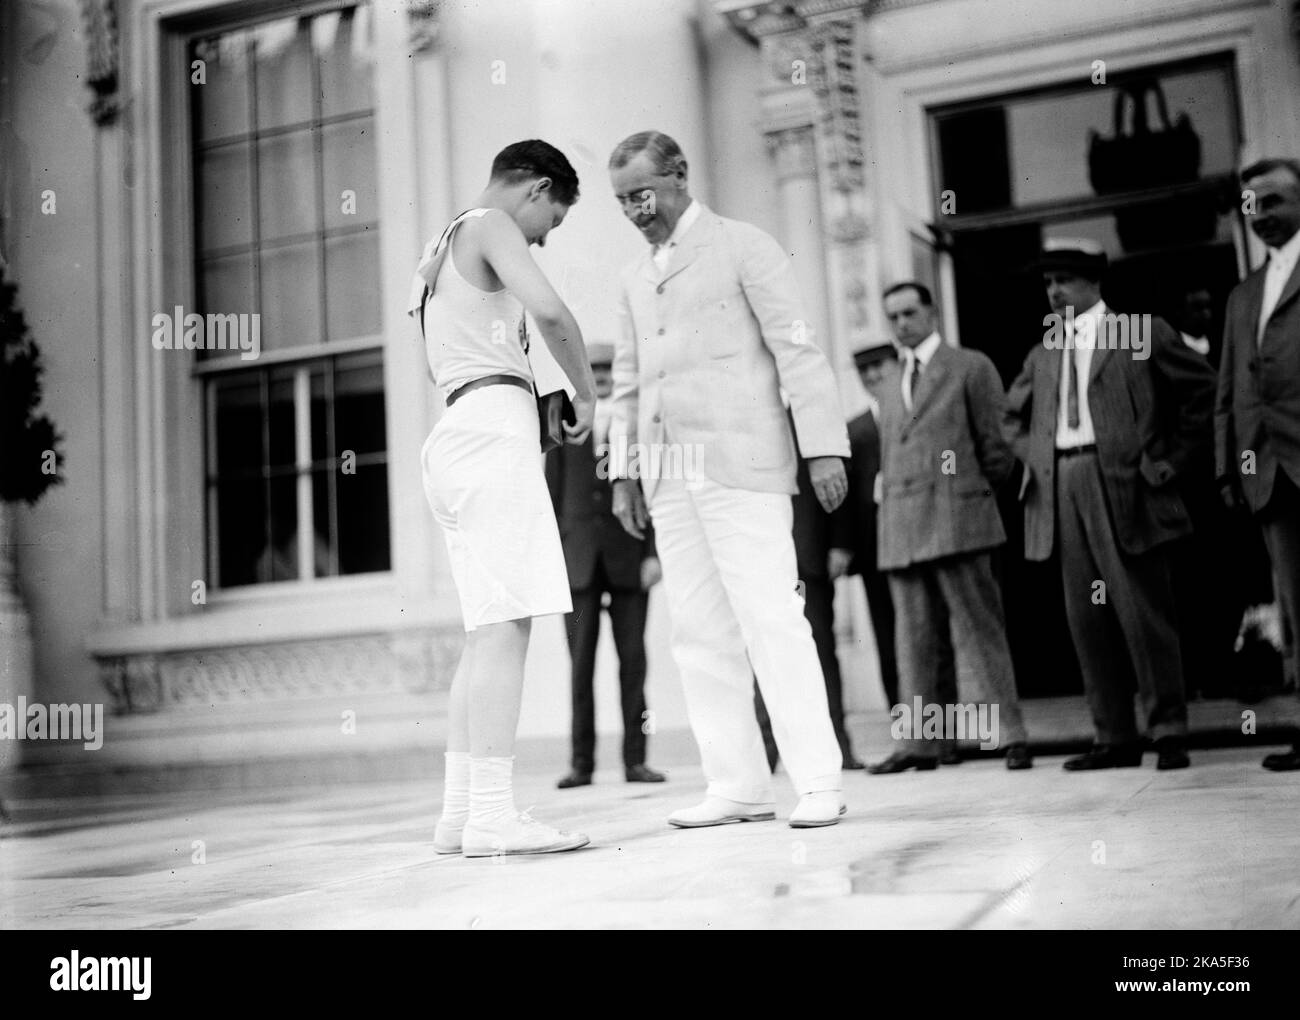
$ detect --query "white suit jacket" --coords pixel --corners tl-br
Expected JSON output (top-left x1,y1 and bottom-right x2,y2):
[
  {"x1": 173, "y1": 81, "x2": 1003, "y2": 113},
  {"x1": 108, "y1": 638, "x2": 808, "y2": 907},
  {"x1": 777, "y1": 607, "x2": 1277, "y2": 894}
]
[{"x1": 612, "y1": 205, "x2": 849, "y2": 503}]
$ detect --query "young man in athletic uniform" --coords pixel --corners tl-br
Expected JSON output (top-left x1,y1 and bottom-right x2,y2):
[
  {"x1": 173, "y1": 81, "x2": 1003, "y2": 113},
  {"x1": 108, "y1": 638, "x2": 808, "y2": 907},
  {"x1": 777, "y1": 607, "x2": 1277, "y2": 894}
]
[{"x1": 409, "y1": 140, "x2": 597, "y2": 856}]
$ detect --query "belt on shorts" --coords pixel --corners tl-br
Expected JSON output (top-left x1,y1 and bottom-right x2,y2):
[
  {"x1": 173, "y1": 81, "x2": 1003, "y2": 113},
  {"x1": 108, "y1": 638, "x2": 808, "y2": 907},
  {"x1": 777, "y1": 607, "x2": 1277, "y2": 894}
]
[
  {"x1": 445, "y1": 374, "x2": 532, "y2": 407},
  {"x1": 1056, "y1": 443, "x2": 1097, "y2": 458}
]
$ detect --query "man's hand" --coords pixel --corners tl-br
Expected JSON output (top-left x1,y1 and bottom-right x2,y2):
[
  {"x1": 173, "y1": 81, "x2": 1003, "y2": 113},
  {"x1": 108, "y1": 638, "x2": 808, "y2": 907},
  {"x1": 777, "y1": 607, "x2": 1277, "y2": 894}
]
[
  {"x1": 1219, "y1": 480, "x2": 1245, "y2": 512},
  {"x1": 827, "y1": 547, "x2": 852, "y2": 580},
  {"x1": 808, "y1": 456, "x2": 848, "y2": 513},
  {"x1": 613, "y1": 478, "x2": 649, "y2": 539},
  {"x1": 564, "y1": 391, "x2": 595, "y2": 445},
  {"x1": 640, "y1": 556, "x2": 662, "y2": 590}
]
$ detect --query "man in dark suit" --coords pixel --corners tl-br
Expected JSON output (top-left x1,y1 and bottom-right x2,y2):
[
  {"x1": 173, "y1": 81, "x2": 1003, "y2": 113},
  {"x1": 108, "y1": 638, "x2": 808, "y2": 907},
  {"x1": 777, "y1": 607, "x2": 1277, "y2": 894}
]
[
  {"x1": 789, "y1": 421, "x2": 864, "y2": 770},
  {"x1": 870, "y1": 282, "x2": 1032, "y2": 773},
  {"x1": 1005, "y1": 239, "x2": 1215, "y2": 771},
  {"x1": 546, "y1": 343, "x2": 666, "y2": 789},
  {"x1": 1217, "y1": 158, "x2": 1300, "y2": 771},
  {"x1": 829, "y1": 346, "x2": 900, "y2": 709},
  {"x1": 829, "y1": 345, "x2": 962, "y2": 764}
]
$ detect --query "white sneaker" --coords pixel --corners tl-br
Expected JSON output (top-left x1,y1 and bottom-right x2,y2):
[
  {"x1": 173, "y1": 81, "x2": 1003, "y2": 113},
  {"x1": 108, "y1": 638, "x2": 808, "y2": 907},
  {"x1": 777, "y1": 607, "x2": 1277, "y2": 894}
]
[
  {"x1": 667, "y1": 796, "x2": 776, "y2": 828},
  {"x1": 433, "y1": 819, "x2": 463, "y2": 855},
  {"x1": 789, "y1": 791, "x2": 846, "y2": 828},
  {"x1": 461, "y1": 811, "x2": 591, "y2": 858}
]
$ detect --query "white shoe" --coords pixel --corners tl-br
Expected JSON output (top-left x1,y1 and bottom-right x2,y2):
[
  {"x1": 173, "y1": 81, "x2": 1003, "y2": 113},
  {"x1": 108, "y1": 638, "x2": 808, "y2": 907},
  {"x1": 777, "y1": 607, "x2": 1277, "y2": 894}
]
[
  {"x1": 789, "y1": 792, "x2": 846, "y2": 828},
  {"x1": 461, "y1": 811, "x2": 591, "y2": 858},
  {"x1": 433, "y1": 819, "x2": 463, "y2": 855},
  {"x1": 667, "y1": 796, "x2": 776, "y2": 828}
]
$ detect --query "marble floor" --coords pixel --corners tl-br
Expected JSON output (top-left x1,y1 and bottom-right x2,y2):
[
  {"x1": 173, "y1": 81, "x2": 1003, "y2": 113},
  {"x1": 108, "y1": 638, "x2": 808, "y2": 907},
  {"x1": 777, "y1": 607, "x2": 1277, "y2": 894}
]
[{"x1": 2, "y1": 736, "x2": 1297, "y2": 929}]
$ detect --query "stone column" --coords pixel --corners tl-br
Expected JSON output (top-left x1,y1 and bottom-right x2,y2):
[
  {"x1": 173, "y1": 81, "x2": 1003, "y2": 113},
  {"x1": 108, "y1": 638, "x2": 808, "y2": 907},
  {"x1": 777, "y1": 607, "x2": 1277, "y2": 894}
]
[{"x1": 766, "y1": 126, "x2": 833, "y2": 359}]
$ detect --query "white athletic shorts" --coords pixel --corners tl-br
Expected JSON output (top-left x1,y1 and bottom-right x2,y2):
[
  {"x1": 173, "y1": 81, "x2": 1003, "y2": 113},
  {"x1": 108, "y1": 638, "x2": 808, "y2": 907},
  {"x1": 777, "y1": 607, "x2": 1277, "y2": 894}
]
[{"x1": 421, "y1": 382, "x2": 572, "y2": 631}]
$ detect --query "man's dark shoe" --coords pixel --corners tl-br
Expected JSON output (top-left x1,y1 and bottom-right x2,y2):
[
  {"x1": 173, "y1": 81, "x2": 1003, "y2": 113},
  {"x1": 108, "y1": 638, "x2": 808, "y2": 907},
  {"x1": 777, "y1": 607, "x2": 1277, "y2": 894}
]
[
  {"x1": 1262, "y1": 744, "x2": 1300, "y2": 771},
  {"x1": 625, "y1": 764, "x2": 666, "y2": 783},
  {"x1": 939, "y1": 748, "x2": 962, "y2": 766},
  {"x1": 1154, "y1": 737, "x2": 1190, "y2": 771},
  {"x1": 867, "y1": 752, "x2": 939, "y2": 775},
  {"x1": 557, "y1": 771, "x2": 593, "y2": 789},
  {"x1": 1062, "y1": 744, "x2": 1143, "y2": 771},
  {"x1": 1005, "y1": 743, "x2": 1033, "y2": 770},
  {"x1": 842, "y1": 757, "x2": 866, "y2": 771}
]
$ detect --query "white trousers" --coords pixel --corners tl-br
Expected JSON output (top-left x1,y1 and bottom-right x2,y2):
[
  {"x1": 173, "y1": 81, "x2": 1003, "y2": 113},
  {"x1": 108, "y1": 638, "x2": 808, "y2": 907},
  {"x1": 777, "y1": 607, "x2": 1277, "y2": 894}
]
[{"x1": 649, "y1": 473, "x2": 843, "y2": 801}]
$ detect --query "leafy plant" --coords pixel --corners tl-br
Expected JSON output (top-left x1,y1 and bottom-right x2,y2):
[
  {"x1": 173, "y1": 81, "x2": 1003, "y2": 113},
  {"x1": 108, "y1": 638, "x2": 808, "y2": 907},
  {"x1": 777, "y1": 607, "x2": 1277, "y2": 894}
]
[{"x1": 0, "y1": 273, "x2": 64, "y2": 504}]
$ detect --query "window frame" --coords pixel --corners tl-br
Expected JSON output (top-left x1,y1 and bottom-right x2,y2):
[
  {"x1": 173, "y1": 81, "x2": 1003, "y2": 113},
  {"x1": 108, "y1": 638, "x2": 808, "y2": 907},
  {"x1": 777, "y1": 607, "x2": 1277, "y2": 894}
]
[{"x1": 174, "y1": 0, "x2": 391, "y2": 597}]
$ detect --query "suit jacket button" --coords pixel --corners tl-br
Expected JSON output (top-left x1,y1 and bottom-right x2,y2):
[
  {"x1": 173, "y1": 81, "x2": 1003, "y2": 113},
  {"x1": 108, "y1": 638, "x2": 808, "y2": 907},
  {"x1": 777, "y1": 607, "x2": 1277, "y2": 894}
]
[
  {"x1": 656, "y1": 284, "x2": 665, "y2": 294},
  {"x1": 653, "y1": 414, "x2": 661, "y2": 423},
  {"x1": 658, "y1": 370, "x2": 666, "y2": 379},
  {"x1": 657, "y1": 327, "x2": 666, "y2": 336}
]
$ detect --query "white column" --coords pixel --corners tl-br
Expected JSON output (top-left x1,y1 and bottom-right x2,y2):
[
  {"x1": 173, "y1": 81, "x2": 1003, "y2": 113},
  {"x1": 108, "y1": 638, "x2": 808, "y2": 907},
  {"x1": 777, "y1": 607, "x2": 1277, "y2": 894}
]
[{"x1": 766, "y1": 126, "x2": 833, "y2": 361}]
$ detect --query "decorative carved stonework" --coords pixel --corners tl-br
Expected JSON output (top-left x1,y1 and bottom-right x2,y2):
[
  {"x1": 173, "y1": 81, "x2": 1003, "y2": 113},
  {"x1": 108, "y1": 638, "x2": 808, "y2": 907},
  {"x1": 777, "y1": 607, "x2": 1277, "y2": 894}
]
[
  {"x1": 808, "y1": 19, "x2": 866, "y2": 193},
  {"x1": 98, "y1": 628, "x2": 463, "y2": 714},
  {"x1": 766, "y1": 126, "x2": 818, "y2": 180},
  {"x1": 731, "y1": 1, "x2": 884, "y2": 353},
  {"x1": 78, "y1": 0, "x2": 121, "y2": 126},
  {"x1": 408, "y1": 0, "x2": 443, "y2": 53}
]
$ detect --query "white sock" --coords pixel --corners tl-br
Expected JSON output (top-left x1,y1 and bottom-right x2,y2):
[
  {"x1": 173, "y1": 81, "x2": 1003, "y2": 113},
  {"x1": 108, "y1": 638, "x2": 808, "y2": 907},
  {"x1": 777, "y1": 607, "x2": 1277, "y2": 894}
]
[
  {"x1": 468, "y1": 755, "x2": 516, "y2": 828},
  {"x1": 438, "y1": 751, "x2": 470, "y2": 829}
]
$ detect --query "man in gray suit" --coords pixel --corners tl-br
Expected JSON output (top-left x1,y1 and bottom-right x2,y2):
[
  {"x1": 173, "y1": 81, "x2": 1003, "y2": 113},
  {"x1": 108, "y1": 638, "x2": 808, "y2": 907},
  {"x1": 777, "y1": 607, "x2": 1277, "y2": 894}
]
[
  {"x1": 1218, "y1": 158, "x2": 1300, "y2": 771},
  {"x1": 1005, "y1": 239, "x2": 1215, "y2": 771},
  {"x1": 869, "y1": 282, "x2": 1031, "y2": 773}
]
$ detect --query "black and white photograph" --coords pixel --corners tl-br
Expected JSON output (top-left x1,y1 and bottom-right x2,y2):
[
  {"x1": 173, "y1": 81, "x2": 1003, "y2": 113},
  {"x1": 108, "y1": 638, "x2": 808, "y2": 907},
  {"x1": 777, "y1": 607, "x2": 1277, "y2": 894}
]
[{"x1": 1, "y1": 0, "x2": 1298, "y2": 956}]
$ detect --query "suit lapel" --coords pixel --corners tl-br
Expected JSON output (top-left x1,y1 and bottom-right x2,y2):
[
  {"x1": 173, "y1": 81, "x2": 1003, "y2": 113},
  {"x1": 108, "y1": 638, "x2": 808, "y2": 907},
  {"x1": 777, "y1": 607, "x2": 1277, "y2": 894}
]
[
  {"x1": 1044, "y1": 344, "x2": 1062, "y2": 424},
  {"x1": 1240, "y1": 267, "x2": 1267, "y2": 340},
  {"x1": 909, "y1": 342, "x2": 950, "y2": 419},
  {"x1": 1263, "y1": 257, "x2": 1300, "y2": 333},
  {"x1": 637, "y1": 209, "x2": 714, "y2": 285}
]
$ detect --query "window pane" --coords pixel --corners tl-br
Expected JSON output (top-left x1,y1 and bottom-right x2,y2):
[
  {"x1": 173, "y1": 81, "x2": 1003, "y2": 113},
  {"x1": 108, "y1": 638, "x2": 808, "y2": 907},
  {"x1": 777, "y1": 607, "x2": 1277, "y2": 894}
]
[
  {"x1": 268, "y1": 371, "x2": 296, "y2": 469},
  {"x1": 337, "y1": 462, "x2": 390, "y2": 574},
  {"x1": 193, "y1": 32, "x2": 250, "y2": 142},
  {"x1": 934, "y1": 61, "x2": 1240, "y2": 212},
  {"x1": 259, "y1": 242, "x2": 322, "y2": 350},
  {"x1": 311, "y1": 468, "x2": 336, "y2": 578},
  {"x1": 254, "y1": 17, "x2": 313, "y2": 129},
  {"x1": 325, "y1": 233, "x2": 381, "y2": 340},
  {"x1": 212, "y1": 376, "x2": 264, "y2": 480},
  {"x1": 216, "y1": 477, "x2": 266, "y2": 587},
  {"x1": 258, "y1": 129, "x2": 317, "y2": 241},
  {"x1": 322, "y1": 117, "x2": 377, "y2": 229},
  {"x1": 317, "y1": 8, "x2": 373, "y2": 119},
  {"x1": 311, "y1": 369, "x2": 330, "y2": 463},
  {"x1": 267, "y1": 474, "x2": 300, "y2": 582},
  {"x1": 199, "y1": 251, "x2": 255, "y2": 317},
  {"x1": 335, "y1": 353, "x2": 386, "y2": 456},
  {"x1": 198, "y1": 142, "x2": 252, "y2": 252}
]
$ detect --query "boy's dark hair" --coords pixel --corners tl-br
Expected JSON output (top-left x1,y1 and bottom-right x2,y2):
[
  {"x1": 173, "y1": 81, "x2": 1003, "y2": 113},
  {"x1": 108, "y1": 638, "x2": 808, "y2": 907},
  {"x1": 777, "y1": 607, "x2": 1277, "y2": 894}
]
[
  {"x1": 490, "y1": 140, "x2": 580, "y2": 205},
  {"x1": 882, "y1": 280, "x2": 934, "y2": 307}
]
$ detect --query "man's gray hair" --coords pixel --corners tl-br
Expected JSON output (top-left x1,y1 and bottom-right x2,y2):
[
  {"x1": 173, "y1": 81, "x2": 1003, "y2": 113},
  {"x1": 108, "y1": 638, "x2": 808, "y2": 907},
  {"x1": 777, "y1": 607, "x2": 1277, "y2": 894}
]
[{"x1": 609, "y1": 131, "x2": 688, "y2": 176}]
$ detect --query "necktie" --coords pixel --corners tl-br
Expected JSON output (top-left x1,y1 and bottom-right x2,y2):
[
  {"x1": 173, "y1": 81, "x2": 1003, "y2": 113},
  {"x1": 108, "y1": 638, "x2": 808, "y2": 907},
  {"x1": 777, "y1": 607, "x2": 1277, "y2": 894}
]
[
  {"x1": 1065, "y1": 345, "x2": 1080, "y2": 429},
  {"x1": 908, "y1": 355, "x2": 923, "y2": 407}
]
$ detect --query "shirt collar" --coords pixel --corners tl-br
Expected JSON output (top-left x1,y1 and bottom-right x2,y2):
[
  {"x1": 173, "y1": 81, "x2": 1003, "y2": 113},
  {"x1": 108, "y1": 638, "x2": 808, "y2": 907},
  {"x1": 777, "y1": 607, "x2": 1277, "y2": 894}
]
[
  {"x1": 907, "y1": 331, "x2": 943, "y2": 367},
  {"x1": 655, "y1": 199, "x2": 701, "y2": 254},
  {"x1": 1268, "y1": 228, "x2": 1300, "y2": 270}
]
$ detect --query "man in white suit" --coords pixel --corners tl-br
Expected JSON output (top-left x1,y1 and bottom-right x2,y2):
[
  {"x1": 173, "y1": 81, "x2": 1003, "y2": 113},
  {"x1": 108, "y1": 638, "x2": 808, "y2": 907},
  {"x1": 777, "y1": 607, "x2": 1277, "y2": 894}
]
[{"x1": 607, "y1": 131, "x2": 851, "y2": 828}]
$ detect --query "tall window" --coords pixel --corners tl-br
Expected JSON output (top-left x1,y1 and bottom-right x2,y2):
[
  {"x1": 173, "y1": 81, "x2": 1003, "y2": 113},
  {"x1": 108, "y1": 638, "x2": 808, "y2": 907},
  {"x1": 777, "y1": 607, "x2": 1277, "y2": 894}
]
[{"x1": 190, "y1": 3, "x2": 390, "y2": 588}]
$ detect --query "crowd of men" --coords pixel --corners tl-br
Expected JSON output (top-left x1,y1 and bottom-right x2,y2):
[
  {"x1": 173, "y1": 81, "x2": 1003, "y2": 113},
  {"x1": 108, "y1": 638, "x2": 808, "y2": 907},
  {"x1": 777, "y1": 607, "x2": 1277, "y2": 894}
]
[{"x1": 543, "y1": 147, "x2": 1300, "y2": 824}]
